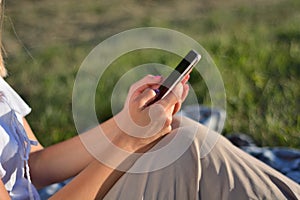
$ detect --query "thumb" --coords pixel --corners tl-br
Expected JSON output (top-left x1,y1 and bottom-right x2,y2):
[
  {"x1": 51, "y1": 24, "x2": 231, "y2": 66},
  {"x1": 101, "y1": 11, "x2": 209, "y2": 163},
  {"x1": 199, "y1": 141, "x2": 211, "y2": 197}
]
[
  {"x1": 158, "y1": 83, "x2": 184, "y2": 110},
  {"x1": 135, "y1": 88, "x2": 157, "y2": 108}
]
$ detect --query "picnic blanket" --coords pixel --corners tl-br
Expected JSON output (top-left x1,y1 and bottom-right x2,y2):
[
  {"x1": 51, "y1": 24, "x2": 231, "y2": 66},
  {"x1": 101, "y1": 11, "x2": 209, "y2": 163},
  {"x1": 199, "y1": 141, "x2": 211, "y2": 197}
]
[
  {"x1": 181, "y1": 104, "x2": 300, "y2": 184},
  {"x1": 227, "y1": 133, "x2": 300, "y2": 184}
]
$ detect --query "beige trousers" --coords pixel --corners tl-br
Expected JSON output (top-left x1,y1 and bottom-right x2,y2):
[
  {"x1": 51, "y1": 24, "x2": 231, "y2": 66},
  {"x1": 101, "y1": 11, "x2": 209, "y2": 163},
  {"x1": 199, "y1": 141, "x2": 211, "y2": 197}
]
[{"x1": 104, "y1": 116, "x2": 300, "y2": 200}]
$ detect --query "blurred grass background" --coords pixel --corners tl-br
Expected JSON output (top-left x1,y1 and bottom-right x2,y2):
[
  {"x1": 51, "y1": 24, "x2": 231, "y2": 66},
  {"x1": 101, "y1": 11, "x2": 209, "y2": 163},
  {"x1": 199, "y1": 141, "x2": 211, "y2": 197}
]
[{"x1": 2, "y1": 0, "x2": 299, "y2": 148}]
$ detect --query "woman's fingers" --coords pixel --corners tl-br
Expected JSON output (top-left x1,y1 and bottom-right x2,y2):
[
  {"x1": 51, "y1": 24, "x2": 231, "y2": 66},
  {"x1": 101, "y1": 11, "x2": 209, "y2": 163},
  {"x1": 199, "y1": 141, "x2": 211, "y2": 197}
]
[
  {"x1": 118, "y1": 74, "x2": 191, "y2": 150},
  {"x1": 157, "y1": 82, "x2": 184, "y2": 110},
  {"x1": 127, "y1": 74, "x2": 190, "y2": 118},
  {"x1": 157, "y1": 73, "x2": 190, "y2": 109},
  {"x1": 129, "y1": 75, "x2": 162, "y2": 98},
  {"x1": 135, "y1": 88, "x2": 157, "y2": 108},
  {"x1": 128, "y1": 74, "x2": 191, "y2": 110},
  {"x1": 181, "y1": 74, "x2": 190, "y2": 85},
  {"x1": 125, "y1": 75, "x2": 161, "y2": 108},
  {"x1": 181, "y1": 83, "x2": 190, "y2": 102}
]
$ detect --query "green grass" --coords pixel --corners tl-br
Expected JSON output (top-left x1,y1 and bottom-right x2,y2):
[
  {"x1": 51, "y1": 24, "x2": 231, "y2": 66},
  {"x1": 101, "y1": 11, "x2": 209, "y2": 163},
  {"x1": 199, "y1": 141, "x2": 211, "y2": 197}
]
[{"x1": 3, "y1": 0, "x2": 300, "y2": 147}]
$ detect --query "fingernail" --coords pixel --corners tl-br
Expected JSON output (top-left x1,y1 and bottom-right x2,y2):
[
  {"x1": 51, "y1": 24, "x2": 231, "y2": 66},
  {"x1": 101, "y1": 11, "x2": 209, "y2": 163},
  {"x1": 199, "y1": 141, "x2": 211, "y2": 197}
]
[
  {"x1": 183, "y1": 74, "x2": 190, "y2": 81},
  {"x1": 154, "y1": 75, "x2": 162, "y2": 79},
  {"x1": 153, "y1": 89, "x2": 160, "y2": 94}
]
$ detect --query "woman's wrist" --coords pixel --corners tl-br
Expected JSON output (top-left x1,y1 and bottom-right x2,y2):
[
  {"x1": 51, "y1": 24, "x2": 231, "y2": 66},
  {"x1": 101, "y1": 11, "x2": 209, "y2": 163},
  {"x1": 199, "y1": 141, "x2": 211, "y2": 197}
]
[{"x1": 107, "y1": 113, "x2": 149, "y2": 153}]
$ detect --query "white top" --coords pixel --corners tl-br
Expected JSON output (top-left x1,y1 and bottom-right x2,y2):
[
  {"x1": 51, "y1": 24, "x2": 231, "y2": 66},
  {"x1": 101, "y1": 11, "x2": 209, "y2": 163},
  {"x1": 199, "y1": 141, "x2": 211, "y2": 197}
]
[{"x1": 0, "y1": 77, "x2": 40, "y2": 200}]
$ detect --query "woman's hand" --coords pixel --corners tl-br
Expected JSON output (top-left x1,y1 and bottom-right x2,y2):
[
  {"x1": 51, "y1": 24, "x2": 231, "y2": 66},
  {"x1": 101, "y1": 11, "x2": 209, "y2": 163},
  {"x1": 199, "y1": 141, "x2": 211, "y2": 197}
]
[
  {"x1": 32, "y1": 74, "x2": 189, "y2": 199},
  {"x1": 114, "y1": 74, "x2": 190, "y2": 152}
]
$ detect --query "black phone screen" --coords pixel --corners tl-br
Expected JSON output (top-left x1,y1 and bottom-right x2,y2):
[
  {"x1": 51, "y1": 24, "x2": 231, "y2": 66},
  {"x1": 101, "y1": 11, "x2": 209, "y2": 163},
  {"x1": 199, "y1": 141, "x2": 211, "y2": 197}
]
[{"x1": 147, "y1": 50, "x2": 201, "y2": 106}]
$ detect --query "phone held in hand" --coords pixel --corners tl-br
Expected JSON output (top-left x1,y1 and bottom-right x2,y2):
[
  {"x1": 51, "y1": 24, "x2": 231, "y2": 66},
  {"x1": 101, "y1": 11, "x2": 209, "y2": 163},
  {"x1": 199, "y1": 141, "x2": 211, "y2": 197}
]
[{"x1": 147, "y1": 50, "x2": 201, "y2": 106}]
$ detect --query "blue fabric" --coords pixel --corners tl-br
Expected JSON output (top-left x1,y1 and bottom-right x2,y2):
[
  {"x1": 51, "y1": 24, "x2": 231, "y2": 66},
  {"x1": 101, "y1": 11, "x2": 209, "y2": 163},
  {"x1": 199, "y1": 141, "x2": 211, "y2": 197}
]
[
  {"x1": 38, "y1": 180, "x2": 70, "y2": 200},
  {"x1": 182, "y1": 105, "x2": 300, "y2": 184},
  {"x1": 1, "y1": 78, "x2": 42, "y2": 199},
  {"x1": 241, "y1": 146, "x2": 300, "y2": 184},
  {"x1": 226, "y1": 133, "x2": 300, "y2": 184}
]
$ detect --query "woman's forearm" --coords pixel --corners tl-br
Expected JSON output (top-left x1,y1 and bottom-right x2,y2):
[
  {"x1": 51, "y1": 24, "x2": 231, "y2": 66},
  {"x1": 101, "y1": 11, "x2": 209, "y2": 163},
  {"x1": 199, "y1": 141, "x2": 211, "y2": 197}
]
[
  {"x1": 49, "y1": 158, "x2": 131, "y2": 200},
  {"x1": 49, "y1": 124, "x2": 159, "y2": 200},
  {"x1": 36, "y1": 115, "x2": 153, "y2": 199},
  {"x1": 29, "y1": 134, "x2": 93, "y2": 188},
  {"x1": 29, "y1": 116, "x2": 129, "y2": 189},
  {"x1": 0, "y1": 180, "x2": 11, "y2": 200}
]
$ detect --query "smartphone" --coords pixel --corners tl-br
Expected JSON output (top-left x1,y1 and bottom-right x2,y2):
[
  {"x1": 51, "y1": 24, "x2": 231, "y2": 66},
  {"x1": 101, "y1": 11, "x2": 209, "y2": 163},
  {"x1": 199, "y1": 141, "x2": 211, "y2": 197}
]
[{"x1": 147, "y1": 50, "x2": 201, "y2": 106}]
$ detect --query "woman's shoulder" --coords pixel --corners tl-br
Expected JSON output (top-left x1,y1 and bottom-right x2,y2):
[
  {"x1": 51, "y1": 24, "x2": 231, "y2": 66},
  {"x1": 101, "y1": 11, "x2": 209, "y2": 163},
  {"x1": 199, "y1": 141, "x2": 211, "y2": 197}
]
[{"x1": 0, "y1": 77, "x2": 31, "y2": 117}]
